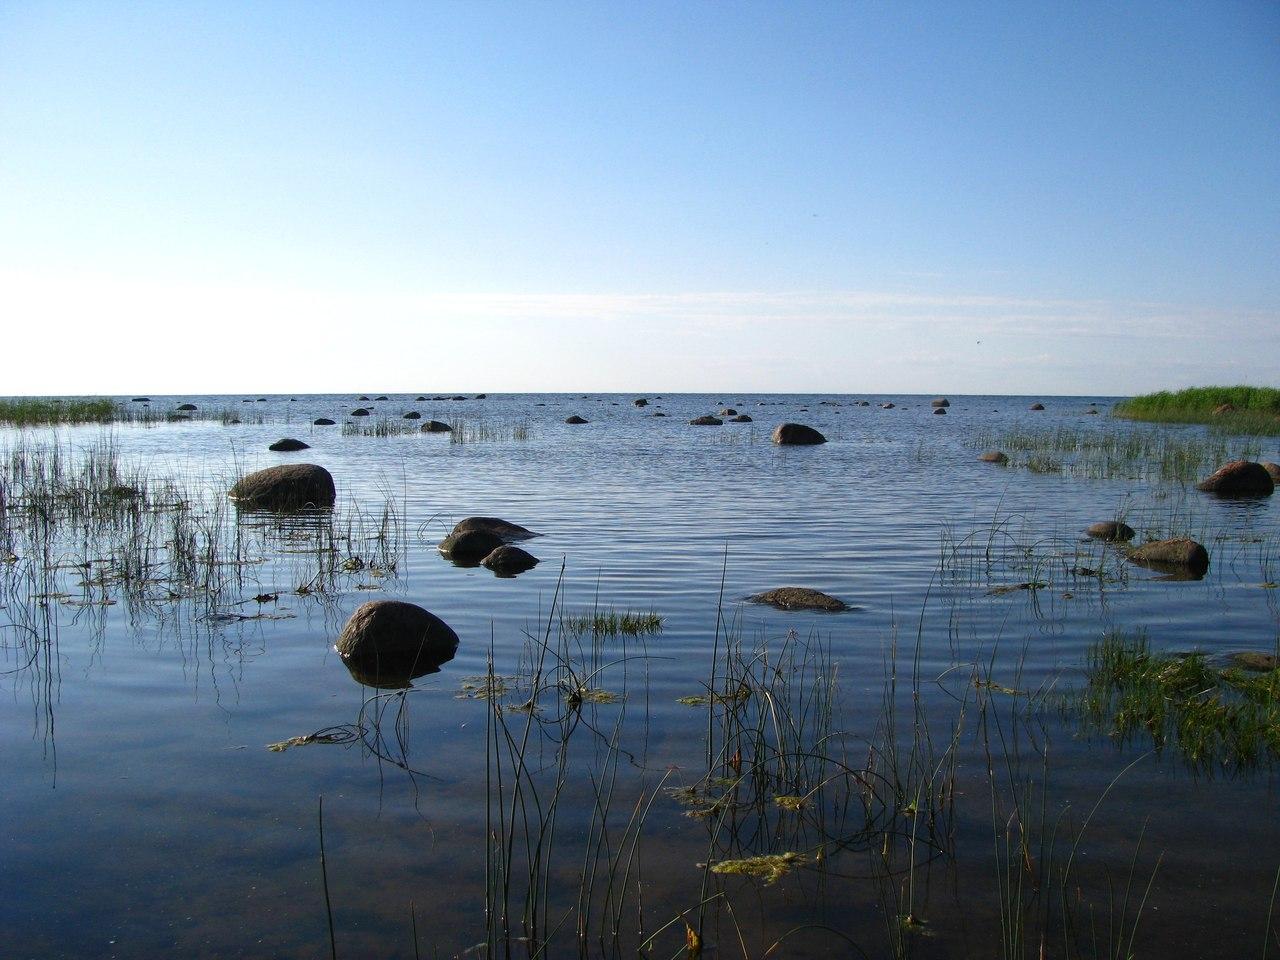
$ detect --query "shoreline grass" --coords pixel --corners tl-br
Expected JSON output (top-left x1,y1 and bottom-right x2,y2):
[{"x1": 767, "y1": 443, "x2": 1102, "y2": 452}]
[
  {"x1": 0, "y1": 397, "x2": 118, "y2": 425},
  {"x1": 1114, "y1": 386, "x2": 1280, "y2": 434}
]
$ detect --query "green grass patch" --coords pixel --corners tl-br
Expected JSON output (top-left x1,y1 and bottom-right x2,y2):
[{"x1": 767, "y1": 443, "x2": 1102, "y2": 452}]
[
  {"x1": 1075, "y1": 631, "x2": 1280, "y2": 770},
  {"x1": 562, "y1": 609, "x2": 664, "y2": 638},
  {"x1": 0, "y1": 397, "x2": 117, "y2": 425},
  {"x1": 1114, "y1": 386, "x2": 1280, "y2": 434}
]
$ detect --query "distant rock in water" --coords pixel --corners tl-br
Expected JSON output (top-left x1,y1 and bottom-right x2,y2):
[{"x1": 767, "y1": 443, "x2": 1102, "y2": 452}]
[
  {"x1": 729, "y1": 414, "x2": 753, "y2": 423},
  {"x1": 451, "y1": 517, "x2": 537, "y2": 540},
  {"x1": 420, "y1": 420, "x2": 452, "y2": 433},
  {"x1": 771, "y1": 423, "x2": 826, "y2": 445},
  {"x1": 335, "y1": 600, "x2": 458, "y2": 682},
  {"x1": 565, "y1": 415, "x2": 588, "y2": 424},
  {"x1": 880, "y1": 402, "x2": 895, "y2": 409},
  {"x1": 475, "y1": 393, "x2": 487, "y2": 399},
  {"x1": 933, "y1": 407, "x2": 947, "y2": 415},
  {"x1": 313, "y1": 418, "x2": 336, "y2": 426},
  {"x1": 718, "y1": 408, "x2": 738, "y2": 417},
  {"x1": 375, "y1": 396, "x2": 388, "y2": 401},
  {"x1": 415, "y1": 396, "x2": 427, "y2": 401},
  {"x1": 652, "y1": 411, "x2": 667, "y2": 417},
  {"x1": 131, "y1": 397, "x2": 149, "y2": 402},
  {"x1": 633, "y1": 398, "x2": 648, "y2": 407},
  {"x1": 1127, "y1": 538, "x2": 1209, "y2": 576},
  {"x1": 1196, "y1": 461, "x2": 1274, "y2": 497},
  {"x1": 1230, "y1": 651, "x2": 1279, "y2": 672},
  {"x1": 690, "y1": 415, "x2": 723, "y2": 426},
  {"x1": 482, "y1": 545, "x2": 539, "y2": 576},
  {"x1": 402, "y1": 411, "x2": 421, "y2": 419},
  {"x1": 438, "y1": 529, "x2": 505, "y2": 565},
  {"x1": 358, "y1": 396, "x2": 370, "y2": 401},
  {"x1": 1086, "y1": 520, "x2": 1135, "y2": 542},
  {"x1": 931, "y1": 398, "x2": 949, "y2": 408},
  {"x1": 1084, "y1": 407, "x2": 1099, "y2": 415},
  {"x1": 978, "y1": 451, "x2": 1008, "y2": 463},
  {"x1": 229, "y1": 464, "x2": 335, "y2": 511},
  {"x1": 1262, "y1": 462, "x2": 1280, "y2": 483},
  {"x1": 177, "y1": 403, "x2": 198, "y2": 411},
  {"x1": 1030, "y1": 402, "x2": 1045, "y2": 410},
  {"x1": 268, "y1": 438, "x2": 310, "y2": 452},
  {"x1": 750, "y1": 587, "x2": 847, "y2": 612},
  {"x1": 451, "y1": 395, "x2": 467, "y2": 401},
  {"x1": 351, "y1": 408, "x2": 371, "y2": 417}
]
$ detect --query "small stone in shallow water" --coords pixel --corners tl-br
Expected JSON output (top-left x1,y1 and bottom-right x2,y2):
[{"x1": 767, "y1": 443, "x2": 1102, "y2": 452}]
[
  {"x1": 978, "y1": 451, "x2": 1008, "y2": 463},
  {"x1": 749, "y1": 587, "x2": 847, "y2": 612},
  {"x1": 771, "y1": 423, "x2": 826, "y2": 445},
  {"x1": 482, "y1": 545, "x2": 539, "y2": 575},
  {"x1": 268, "y1": 438, "x2": 309, "y2": 452},
  {"x1": 1086, "y1": 520, "x2": 1135, "y2": 542},
  {"x1": 690, "y1": 415, "x2": 723, "y2": 426}
]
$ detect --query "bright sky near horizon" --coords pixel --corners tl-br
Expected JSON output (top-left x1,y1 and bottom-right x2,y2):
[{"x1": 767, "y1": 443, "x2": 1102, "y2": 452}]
[{"x1": 1, "y1": 1, "x2": 1277, "y2": 396}]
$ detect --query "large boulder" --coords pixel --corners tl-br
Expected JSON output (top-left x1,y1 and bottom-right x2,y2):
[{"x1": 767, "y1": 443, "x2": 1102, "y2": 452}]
[
  {"x1": 1127, "y1": 538, "x2": 1209, "y2": 576},
  {"x1": 1195, "y1": 461, "x2": 1274, "y2": 497},
  {"x1": 421, "y1": 420, "x2": 452, "y2": 433},
  {"x1": 269, "y1": 438, "x2": 309, "y2": 452},
  {"x1": 1263, "y1": 462, "x2": 1280, "y2": 483},
  {"x1": 451, "y1": 516, "x2": 536, "y2": 540},
  {"x1": 482, "y1": 545, "x2": 540, "y2": 576},
  {"x1": 1086, "y1": 520, "x2": 1135, "y2": 542},
  {"x1": 565, "y1": 415, "x2": 589, "y2": 424},
  {"x1": 978, "y1": 451, "x2": 1008, "y2": 464},
  {"x1": 351, "y1": 408, "x2": 371, "y2": 417},
  {"x1": 313, "y1": 418, "x2": 336, "y2": 426},
  {"x1": 1029, "y1": 402, "x2": 1045, "y2": 411},
  {"x1": 771, "y1": 423, "x2": 826, "y2": 445},
  {"x1": 228, "y1": 464, "x2": 335, "y2": 510},
  {"x1": 335, "y1": 600, "x2": 459, "y2": 680},
  {"x1": 438, "y1": 529, "x2": 505, "y2": 564},
  {"x1": 931, "y1": 398, "x2": 950, "y2": 408},
  {"x1": 749, "y1": 587, "x2": 847, "y2": 612},
  {"x1": 690, "y1": 415, "x2": 723, "y2": 426}
]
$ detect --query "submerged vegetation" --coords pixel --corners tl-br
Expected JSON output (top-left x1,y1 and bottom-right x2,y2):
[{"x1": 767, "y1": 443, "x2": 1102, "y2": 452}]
[{"x1": 1114, "y1": 385, "x2": 1280, "y2": 434}]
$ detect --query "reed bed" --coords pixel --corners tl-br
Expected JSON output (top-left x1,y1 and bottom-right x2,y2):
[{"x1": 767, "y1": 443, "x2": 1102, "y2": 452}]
[{"x1": 1114, "y1": 386, "x2": 1280, "y2": 434}]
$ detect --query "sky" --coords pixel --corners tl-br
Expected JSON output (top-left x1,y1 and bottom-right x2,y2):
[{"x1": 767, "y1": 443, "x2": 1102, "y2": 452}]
[{"x1": 1, "y1": 1, "x2": 1277, "y2": 396}]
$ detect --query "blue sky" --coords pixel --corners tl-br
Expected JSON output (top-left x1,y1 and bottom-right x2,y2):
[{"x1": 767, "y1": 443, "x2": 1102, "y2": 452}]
[{"x1": 1, "y1": 1, "x2": 1276, "y2": 394}]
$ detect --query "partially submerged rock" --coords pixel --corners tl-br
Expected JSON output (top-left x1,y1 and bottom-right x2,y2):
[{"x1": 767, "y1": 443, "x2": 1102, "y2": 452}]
[
  {"x1": 690, "y1": 415, "x2": 723, "y2": 426},
  {"x1": 565, "y1": 415, "x2": 588, "y2": 424},
  {"x1": 229, "y1": 464, "x2": 336, "y2": 511},
  {"x1": 978, "y1": 451, "x2": 1008, "y2": 463},
  {"x1": 729, "y1": 414, "x2": 753, "y2": 423},
  {"x1": 1196, "y1": 460, "x2": 1274, "y2": 497},
  {"x1": 771, "y1": 423, "x2": 826, "y2": 445},
  {"x1": 482, "y1": 545, "x2": 540, "y2": 575},
  {"x1": 351, "y1": 407, "x2": 371, "y2": 417},
  {"x1": 402, "y1": 411, "x2": 421, "y2": 419},
  {"x1": 880, "y1": 402, "x2": 895, "y2": 409},
  {"x1": 1127, "y1": 538, "x2": 1209, "y2": 576},
  {"x1": 633, "y1": 398, "x2": 648, "y2": 407},
  {"x1": 268, "y1": 438, "x2": 310, "y2": 452},
  {"x1": 1229, "y1": 651, "x2": 1279, "y2": 672},
  {"x1": 420, "y1": 420, "x2": 452, "y2": 433},
  {"x1": 718, "y1": 408, "x2": 738, "y2": 417},
  {"x1": 335, "y1": 599, "x2": 459, "y2": 681},
  {"x1": 1086, "y1": 520, "x2": 1135, "y2": 542},
  {"x1": 931, "y1": 398, "x2": 950, "y2": 408},
  {"x1": 450, "y1": 516, "x2": 536, "y2": 540},
  {"x1": 438, "y1": 529, "x2": 505, "y2": 565},
  {"x1": 1263, "y1": 462, "x2": 1280, "y2": 483},
  {"x1": 1030, "y1": 402, "x2": 1045, "y2": 410},
  {"x1": 749, "y1": 587, "x2": 847, "y2": 612},
  {"x1": 313, "y1": 418, "x2": 336, "y2": 426},
  {"x1": 177, "y1": 403, "x2": 198, "y2": 411},
  {"x1": 933, "y1": 407, "x2": 947, "y2": 415}
]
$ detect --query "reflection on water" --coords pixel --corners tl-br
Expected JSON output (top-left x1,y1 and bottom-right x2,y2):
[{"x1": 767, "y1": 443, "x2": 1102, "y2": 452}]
[{"x1": 0, "y1": 393, "x2": 1278, "y2": 958}]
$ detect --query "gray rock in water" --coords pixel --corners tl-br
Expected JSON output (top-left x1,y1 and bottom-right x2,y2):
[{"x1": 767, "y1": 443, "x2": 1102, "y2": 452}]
[
  {"x1": 482, "y1": 545, "x2": 540, "y2": 576},
  {"x1": 633, "y1": 398, "x2": 648, "y2": 407},
  {"x1": 565, "y1": 415, "x2": 589, "y2": 424},
  {"x1": 403, "y1": 411, "x2": 421, "y2": 419},
  {"x1": 177, "y1": 403, "x2": 198, "y2": 411},
  {"x1": 1030, "y1": 402, "x2": 1045, "y2": 410},
  {"x1": 771, "y1": 423, "x2": 826, "y2": 445},
  {"x1": 229, "y1": 464, "x2": 335, "y2": 511},
  {"x1": 718, "y1": 408, "x2": 737, "y2": 417},
  {"x1": 351, "y1": 408, "x2": 371, "y2": 417},
  {"x1": 690, "y1": 415, "x2": 723, "y2": 426},
  {"x1": 131, "y1": 397, "x2": 150, "y2": 402},
  {"x1": 978, "y1": 451, "x2": 1008, "y2": 464},
  {"x1": 1196, "y1": 461, "x2": 1274, "y2": 497},
  {"x1": 421, "y1": 420, "x2": 452, "y2": 433},
  {"x1": 881, "y1": 402, "x2": 895, "y2": 409},
  {"x1": 1230, "y1": 651, "x2": 1280, "y2": 672},
  {"x1": 1127, "y1": 538, "x2": 1209, "y2": 576},
  {"x1": 451, "y1": 517, "x2": 536, "y2": 540},
  {"x1": 313, "y1": 418, "x2": 336, "y2": 426},
  {"x1": 268, "y1": 438, "x2": 310, "y2": 452},
  {"x1": 1086, "y1": 520, "x2": 1135, "y2": 542},
  {"x1": 335, "y1": 600, "x2": 459, "y2": 679},
  {"x1": 475, "y1": 393, "x2": 487, "y2": 399},
  {"x1": 933, "y1": 407, "x2": 947, "y2": 415},
  {"x1": 931, "y1": 398, "x2": 950, "y2": 408},
  {"x1": 750, "y1": 587, "x2": 847, "y2": 612},
  {"x1": 729, "y1": 414, "x2": 753, "y2": 423},
  {"x1": 438, "y1": 529, "x2": 505, "y2": 564}
]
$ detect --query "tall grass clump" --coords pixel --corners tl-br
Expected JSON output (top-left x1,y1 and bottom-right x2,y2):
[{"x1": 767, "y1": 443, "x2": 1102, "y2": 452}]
[
  {"x1": 0, "y1": 397, "x2": 118, "y2": 425},
  {"x1": 1114, "y1": 386, "x2": 1280, "y2": 434}
]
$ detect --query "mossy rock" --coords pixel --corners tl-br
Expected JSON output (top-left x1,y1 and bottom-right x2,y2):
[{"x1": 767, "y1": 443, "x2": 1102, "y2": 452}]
[
  {"x1": 229, "y1": 464, "x2": 336, "y2": 511},
  {"x1": 749, "y1": 587, "x2": 847, "y2": 612}
]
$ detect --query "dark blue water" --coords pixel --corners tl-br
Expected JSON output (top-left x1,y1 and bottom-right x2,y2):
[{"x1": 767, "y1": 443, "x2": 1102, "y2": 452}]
[{"x1": 1, "y1": 394, "x2": 1277, "y2": 959}]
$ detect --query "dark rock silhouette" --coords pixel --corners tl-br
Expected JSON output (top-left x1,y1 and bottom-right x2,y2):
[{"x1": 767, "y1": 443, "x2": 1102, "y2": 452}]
[
  {"x1": 1196, "y1": 461, "x2": 1274, "y2": 497},
  {"x1": 229, "y1": 464, "x2": 336, "y2": 510},
  {"x1": 1086, "y1": 520, "x2": 1135, "y2": 542},
  {"x1": 771, "y1": 423, "x2": 826, "y2": 445},
  {"x1": 268, "y1": 438, "x2": 310, "y2": 452},
  {"x1": 335, "y1": 600, "x2": 459, "y2": 683}
]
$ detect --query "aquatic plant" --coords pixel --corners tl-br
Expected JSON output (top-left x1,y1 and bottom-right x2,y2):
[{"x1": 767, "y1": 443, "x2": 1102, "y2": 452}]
[{"x1": 1115, "y1": 385, "x2": 1280, "y2": 434}]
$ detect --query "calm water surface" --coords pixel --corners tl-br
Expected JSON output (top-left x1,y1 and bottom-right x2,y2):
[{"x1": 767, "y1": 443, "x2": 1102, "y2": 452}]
[{"x1": 1, "y1": 393, "x2": 1277, "y2": 959}]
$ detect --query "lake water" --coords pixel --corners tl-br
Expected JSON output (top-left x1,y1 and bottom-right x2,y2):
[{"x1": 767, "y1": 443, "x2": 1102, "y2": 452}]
[{"x1": 1, "y1": 393, "x2": 1277, "y2": 959}]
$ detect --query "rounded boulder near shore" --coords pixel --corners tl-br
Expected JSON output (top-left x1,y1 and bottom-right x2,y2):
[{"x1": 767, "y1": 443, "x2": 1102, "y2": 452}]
[
  {"x1": 268, "y1": 438, "x2": 309, "y2": 452},
  {"x1": 771, "y1": 423, "x2": 826, "y2": 445},
  {"x1": 1086, "y1": 520, "x2": 1135, "y2": 542},
  {"x1": 228, "y1": 464, "x2": 336, "y2": 510},
  {"x1": 335, "y1": 600, "x2": 459, "y2": 677},
  {"x1": 1127, "y1": 538, "x2": 1210, "y2": 576},
  {"x1": 1195, "y1": 460, "x2": 1274, "y2": 497}
]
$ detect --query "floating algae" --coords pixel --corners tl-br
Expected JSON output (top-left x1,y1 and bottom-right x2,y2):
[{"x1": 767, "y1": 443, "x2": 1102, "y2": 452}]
[
  {"x1": 266, "y1": 725, "x2": 361, "y2": 752},
  {"x1": 709, "y1": 851, "x2": 807, "y2": 884}
]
